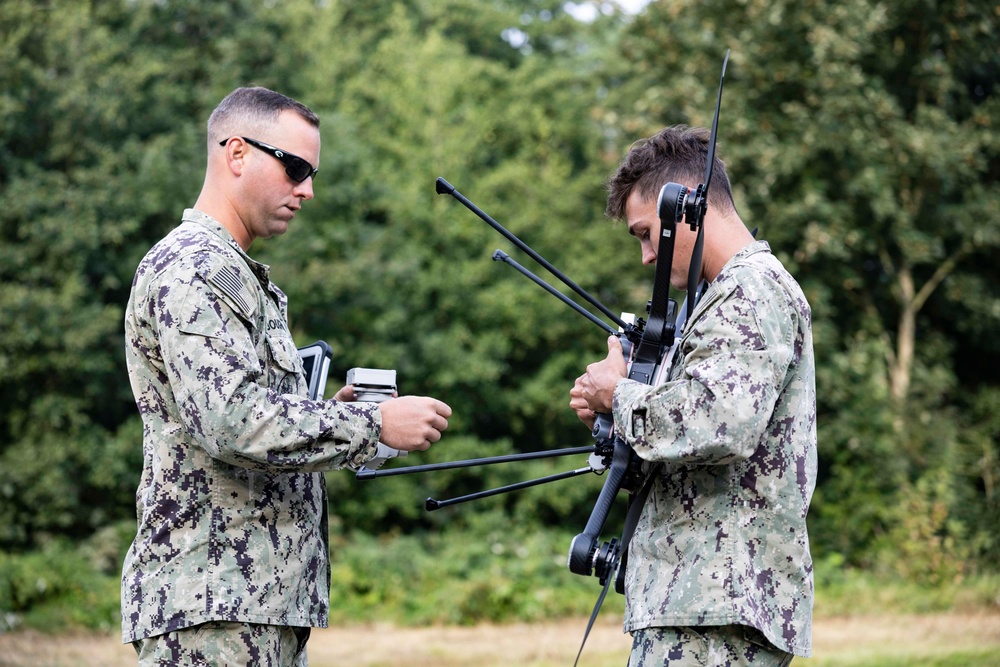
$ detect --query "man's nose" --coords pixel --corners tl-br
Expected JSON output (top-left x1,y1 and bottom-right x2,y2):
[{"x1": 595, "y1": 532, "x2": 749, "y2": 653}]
[
  {"x1": 642, "y1": 244, "x2": 657, "y2": 266},
  {"x1": 294, "y1": 177, "x2": 315, "y2": 201}
]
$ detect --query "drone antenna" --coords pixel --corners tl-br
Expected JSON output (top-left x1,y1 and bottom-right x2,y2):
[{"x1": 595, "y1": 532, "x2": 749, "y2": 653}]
[
  {"x1": 704, "y1": 49, "x2": 730, "y2": 191},
  {"x1": 436, "y1": 177, "x2": 629, "y2": 331},
  {"x1": 686, "y1": 49, "x2": 730, "y2": 309},
  {"x1": 493, "y1": 250, "x2": 617, "y2": 336}
]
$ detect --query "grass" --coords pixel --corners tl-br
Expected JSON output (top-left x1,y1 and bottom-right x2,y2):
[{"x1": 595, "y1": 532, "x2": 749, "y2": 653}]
[
  {"x1": 1, "y1": 613, "x2": 998, "y2": 667},
  {"x1": 807, "y1": 612, "x2": 1000, "y2": 667},
  {"x1": 813, "y1": 651, "x2": 999, "y2": 667},
  {"x1": 2, "y1": 527, "x2": 999, "y2": 666}
]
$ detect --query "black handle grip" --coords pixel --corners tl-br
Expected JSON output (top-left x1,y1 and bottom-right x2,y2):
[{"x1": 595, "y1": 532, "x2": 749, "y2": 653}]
[{"x1": 567, "y1": 438, "x2": 633, "y2": 575}]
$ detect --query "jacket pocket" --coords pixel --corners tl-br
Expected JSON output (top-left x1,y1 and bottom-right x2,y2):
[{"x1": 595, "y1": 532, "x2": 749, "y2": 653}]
[{"x1": 265, "y1": 334, "x2": 306, "y2": 396}]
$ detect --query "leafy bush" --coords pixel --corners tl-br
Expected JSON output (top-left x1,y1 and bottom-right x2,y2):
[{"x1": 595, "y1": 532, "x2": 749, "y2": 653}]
[
  {"x1": 813, "y1": 552, "x2": 1000, "y2": 617},
  {"x1": 327, "y1": 510, "x2": 624, "y2": 626},
  {"x1": 0, "y1": 528, "x2": 127, "y2": 632},
  {"x1": 4, "y1": 518, "x2": 999, "y2": 634}
]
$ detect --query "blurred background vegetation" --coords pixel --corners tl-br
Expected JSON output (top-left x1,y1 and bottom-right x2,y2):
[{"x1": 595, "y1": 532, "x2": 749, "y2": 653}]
[{"x1": 1, "y1": 0, "x2": 998, "y2": 634}]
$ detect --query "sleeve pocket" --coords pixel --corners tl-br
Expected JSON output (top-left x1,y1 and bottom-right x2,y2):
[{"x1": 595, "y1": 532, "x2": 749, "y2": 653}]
[
  {"x1": 205, "y1": 264, "x2": 258, "y2": 321},
  {"x1": 176, "y1": 270, "x2": 258, "y2": 340}
]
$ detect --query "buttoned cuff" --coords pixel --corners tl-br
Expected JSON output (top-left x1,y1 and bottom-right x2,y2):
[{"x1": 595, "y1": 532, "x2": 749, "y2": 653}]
[{"x1": 612, "y1": 378, "x2": 651, "y2": 445}]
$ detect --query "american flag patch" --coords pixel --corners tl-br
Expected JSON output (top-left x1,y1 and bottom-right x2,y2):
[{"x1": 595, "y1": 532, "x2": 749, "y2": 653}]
[{"x1": 208, "y1": 264, "x2": 256, "y2": 317}]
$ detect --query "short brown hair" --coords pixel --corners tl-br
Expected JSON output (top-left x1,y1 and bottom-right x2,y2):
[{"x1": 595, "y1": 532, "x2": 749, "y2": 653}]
[
  {"x1": 207, "y1": 86, "x2": 319, "y2": 148},
  {"x1": 605, "y1": 125, "x2": 734, "y2": 221}
]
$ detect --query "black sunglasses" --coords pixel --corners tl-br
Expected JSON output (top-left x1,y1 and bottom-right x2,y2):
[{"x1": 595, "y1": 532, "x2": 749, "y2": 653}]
[{"x1": 219, "y1": 137, "x2": 318, "y2": 183}]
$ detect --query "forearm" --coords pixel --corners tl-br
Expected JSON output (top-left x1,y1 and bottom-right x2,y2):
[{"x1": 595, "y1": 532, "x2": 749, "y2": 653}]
[
  {"x1": 612, "y1": 338, "x2": 787, "y2": 465},
  {"x1": 169, "y1": 331, "x2": 381, "y2": 472},
  {"x1": 612, "y1": 374, "x2": 768, "y2": 465}
]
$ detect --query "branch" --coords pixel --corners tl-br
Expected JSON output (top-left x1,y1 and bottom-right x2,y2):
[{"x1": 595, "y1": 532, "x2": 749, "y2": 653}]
[{"x1": 911, "y1": 241, "x2": 972, "y2": 313}]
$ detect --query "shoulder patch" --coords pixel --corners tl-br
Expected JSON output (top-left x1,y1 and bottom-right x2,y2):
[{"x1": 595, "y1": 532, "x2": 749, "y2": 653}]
[{"x1": 207, "y1": 263, "x2": 257, "y2": 320}]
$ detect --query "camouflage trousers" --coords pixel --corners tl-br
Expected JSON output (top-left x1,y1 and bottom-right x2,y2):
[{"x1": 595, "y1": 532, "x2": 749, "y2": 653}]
[
  {"x1": 132, "y1": 621, "x2": 311, "y2": 667},
  {"x1": 628, "y1": 625, "x2": 794, "y2": 667}
]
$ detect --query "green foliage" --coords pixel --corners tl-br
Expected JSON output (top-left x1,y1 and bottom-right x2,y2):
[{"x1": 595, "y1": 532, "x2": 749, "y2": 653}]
[
  {"x1": 0, "y1": 524, "x2": 132, "y2": 632},
  {"x1": 0, "y1": 0, "x2": 998, "y2": 633},
  {"x1": 875, "y1": 470, "x2": 970, "y2": 586},
  {"x1": 326, "y1": 511, "x2": 624, "y2": 626},
  {"x1": 952, "y1": 386, "x2": 1000, "y2": 564},
  {"x1": 3, "y1": 520, "x2": 997, "y2": 635},
  {"x1": 814, "y1": 552, "x2": 1000, "y2": 617}
]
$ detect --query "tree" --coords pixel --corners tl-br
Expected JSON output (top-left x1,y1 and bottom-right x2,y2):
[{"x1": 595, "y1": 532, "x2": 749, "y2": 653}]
[
  {"x1": 259, "y1": 0, "x2": 646, "y2": 532},
  {"x1": 595, "y1": 0, "x2": 1000, "y2": 567},
  {"x1": 0, "y1": 0, "x2": 643, "y2": 545},
  {"x1": 0, "y1": 0, "x2": 320, "y2": 547}
]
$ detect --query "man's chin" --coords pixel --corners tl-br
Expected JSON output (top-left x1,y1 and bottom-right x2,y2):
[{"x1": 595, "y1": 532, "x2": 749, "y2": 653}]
[{"x1": 262, "y1": 221, "x2": 291, "y2": 239}]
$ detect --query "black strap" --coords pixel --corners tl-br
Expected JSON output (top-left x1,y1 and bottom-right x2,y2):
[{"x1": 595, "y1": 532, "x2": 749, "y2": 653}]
[
  {"x1": 573, "y1": 465, "x2": 660, "y2": 666},
  {"x1": 573, "y1": 559, "x2": 614, "y2": 667},
  {"x1": 615, "y1": 464, "x2": 659, "y2": 589}
]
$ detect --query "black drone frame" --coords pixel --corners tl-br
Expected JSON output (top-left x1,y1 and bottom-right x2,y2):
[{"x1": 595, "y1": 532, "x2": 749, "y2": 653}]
[{"x1": 358, "y1": 51, "x2": 731, "y2": 597}]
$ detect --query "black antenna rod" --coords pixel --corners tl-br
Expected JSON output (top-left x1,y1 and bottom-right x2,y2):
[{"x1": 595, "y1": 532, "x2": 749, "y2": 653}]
[
  {"x1": 493, "y1": 250, "x2": 617, "y2": 335},
  {"x1": 426, "y1": 466, "x2": 594, "y2": 510},
  {"x1": 356, "y1": 445, "x2": 594, "y2": 480},
  {"x1": 686, "y1": 48, "x2": 730, "y2": 310},
  {"x1": 436, "y1": 177, "x2": 628, "y2": 331},
  {"x1": 703, "y1": 49, "x2": 730, "y2": 191}
]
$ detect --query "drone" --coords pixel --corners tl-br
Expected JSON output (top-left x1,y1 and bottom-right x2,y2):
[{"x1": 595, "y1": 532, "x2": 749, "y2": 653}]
[{"x1": 357, "y1": 48, "x2": 731, "y2": 661}]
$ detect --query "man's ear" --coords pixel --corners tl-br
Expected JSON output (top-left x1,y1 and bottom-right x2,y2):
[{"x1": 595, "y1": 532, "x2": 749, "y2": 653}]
[{"x1": 222, "y1": 138, "x2": 248, "y2": 177}]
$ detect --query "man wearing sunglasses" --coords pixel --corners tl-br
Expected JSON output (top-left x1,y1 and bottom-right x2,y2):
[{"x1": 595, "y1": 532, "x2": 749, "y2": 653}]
[{"x1": 122, "y1": 86, "x2": 453, "y2": 666}]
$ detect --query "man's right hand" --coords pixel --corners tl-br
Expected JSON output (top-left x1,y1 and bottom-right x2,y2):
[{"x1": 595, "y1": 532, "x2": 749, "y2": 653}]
[
  {"x1": 569, "y1": 379, "x2": 597, "y2": 431},
  {"x1": 377, "y1": 396, "x2": 452, "y2": 451}
]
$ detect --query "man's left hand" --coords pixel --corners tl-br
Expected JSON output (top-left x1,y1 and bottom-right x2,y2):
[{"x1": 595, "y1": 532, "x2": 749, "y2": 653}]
[{"x1": 573, "y1": 335, "x2": 627, "y2": 416}]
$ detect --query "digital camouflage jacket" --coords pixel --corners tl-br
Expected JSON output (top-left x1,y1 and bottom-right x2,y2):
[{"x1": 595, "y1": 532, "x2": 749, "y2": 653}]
[
  {"x1": 612, "y1": 241, "x2": 817, "y2": 657},
  {"x1": 122, "y1": 210, "x2": 381, "y2": 643}
]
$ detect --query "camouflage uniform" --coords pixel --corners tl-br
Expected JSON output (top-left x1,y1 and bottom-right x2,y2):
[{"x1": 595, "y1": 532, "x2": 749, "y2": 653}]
[
  {"x1": 132, "y1": 621, "x2": 310, "y2": 666},
  {"x1": 122, "y1": 209, "x2": 382, "y2": 645},
  {"x1": 629, "y1": 625, "x2": 794, "y2": 666},
  {"x1": 612, "y1": 241, "x2": 817, "y2": 658}
]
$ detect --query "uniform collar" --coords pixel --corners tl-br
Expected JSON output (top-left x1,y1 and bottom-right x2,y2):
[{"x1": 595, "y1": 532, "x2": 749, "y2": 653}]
[
  {"x1": 182, "y1": 208, "x2": 272, "y2": 281},
  {"x1": 731, "y1": 239, "x2": 771, "y2": 262}
]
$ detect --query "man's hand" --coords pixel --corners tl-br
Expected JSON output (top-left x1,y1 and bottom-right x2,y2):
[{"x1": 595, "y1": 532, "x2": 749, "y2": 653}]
[
  {"x1": 570, "y1": 336, "x2": 627, "y2": 426},
  {"x1": 333, "y1": 385, "x2": 398, "y2": 402},
  {"x1": 332, "y1": 384, "x2": 356, "y2": 402},
  {"x1": 569, "y1": 384, "x2": 597, "y2": 430},
  {"x1": 378, "y1": 396, "x2": 452, "y2": 452}
]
